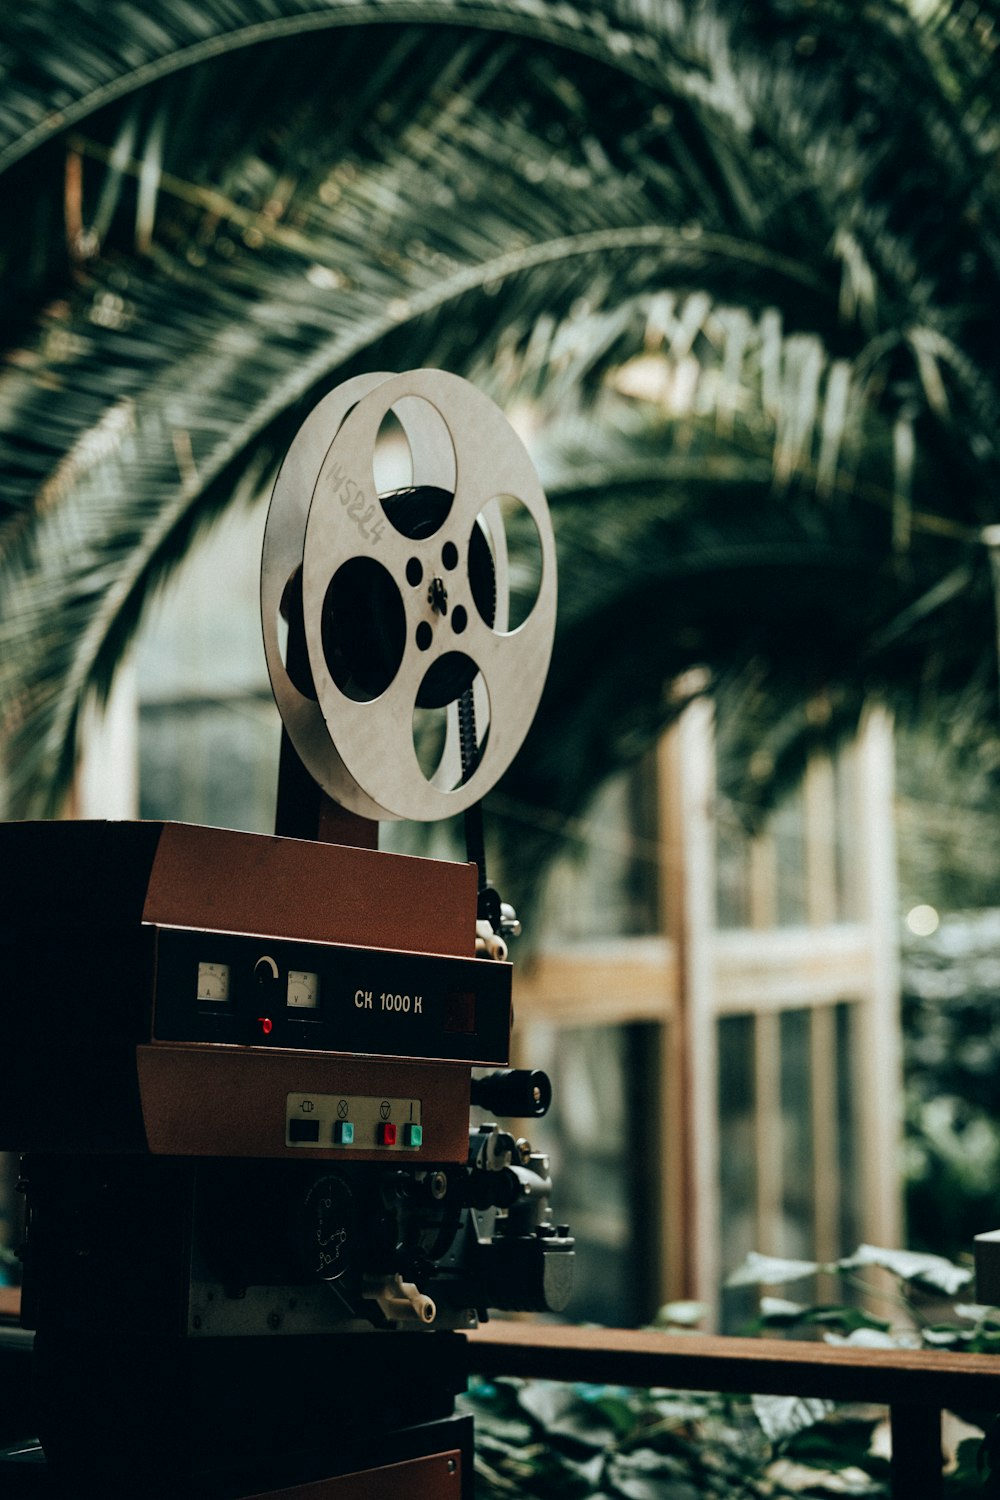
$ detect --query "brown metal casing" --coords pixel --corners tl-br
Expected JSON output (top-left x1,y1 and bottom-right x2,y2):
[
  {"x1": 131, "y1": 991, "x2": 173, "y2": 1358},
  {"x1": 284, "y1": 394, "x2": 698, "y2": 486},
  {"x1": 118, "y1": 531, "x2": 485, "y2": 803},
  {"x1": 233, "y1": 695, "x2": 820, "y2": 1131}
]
[
  {"x1": 0, "y1": 820, "x2": 495, "y2": 1161},
  {"x1": 136, "y1": 1046, "x2": 470, "y2": 1162},
  {"x1": 0, "y1": 819, "x2": 474, "y2": 954},
  {"x1": 141, "y1": 822, "x2": 474, "y2": 955}
]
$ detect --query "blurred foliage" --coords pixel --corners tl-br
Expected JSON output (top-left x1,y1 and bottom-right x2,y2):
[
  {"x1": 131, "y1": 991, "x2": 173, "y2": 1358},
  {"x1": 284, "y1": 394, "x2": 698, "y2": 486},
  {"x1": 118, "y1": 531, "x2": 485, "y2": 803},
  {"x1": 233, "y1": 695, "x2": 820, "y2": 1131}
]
[
  {"x1": 903, "y1": 911, "x2": 1000, "y2": 1262},
  {"x1": 728, "y1": 1244, "x2": 1000, "y2": 1495},
  {"x1": 2, "y1": 11, "x2": 1000, "y2": 1491},
  {"x1": 459, "y1": 1247, "x2": 998, "y2": 1498},
  {"x1": 896, "y1": 720, "x2": 1000, "y2": 914},
  {"x1": 0, "y1": 1, "x2": 999, "y2": 890},
  {"x1": 463, "y1": 1376, "x2": 813, "y2": 1498}
]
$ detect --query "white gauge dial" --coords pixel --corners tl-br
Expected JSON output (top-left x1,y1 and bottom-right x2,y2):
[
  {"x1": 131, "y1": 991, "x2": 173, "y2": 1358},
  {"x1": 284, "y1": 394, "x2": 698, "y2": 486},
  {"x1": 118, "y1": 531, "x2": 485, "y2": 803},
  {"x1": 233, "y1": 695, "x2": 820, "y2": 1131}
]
[
  {"x1": 287, "y1": 970, "x2": 320, "y2": 1009},
  {"x1": 197, "y1": 962, "x2": 230, "y2": 1002}
]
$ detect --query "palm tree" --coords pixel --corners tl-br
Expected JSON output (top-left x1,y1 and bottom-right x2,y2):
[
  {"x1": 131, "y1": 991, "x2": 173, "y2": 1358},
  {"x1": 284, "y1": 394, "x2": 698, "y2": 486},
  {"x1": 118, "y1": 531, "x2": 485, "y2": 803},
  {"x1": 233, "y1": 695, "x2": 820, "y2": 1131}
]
[{"x1": 1, "y1": 0, "x2": 999, "y2": 879}]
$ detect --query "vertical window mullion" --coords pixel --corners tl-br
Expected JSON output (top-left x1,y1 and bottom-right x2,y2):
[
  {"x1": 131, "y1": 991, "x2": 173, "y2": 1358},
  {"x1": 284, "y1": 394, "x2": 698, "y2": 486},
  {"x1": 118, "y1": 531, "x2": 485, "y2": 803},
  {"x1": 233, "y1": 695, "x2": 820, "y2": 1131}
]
[{"x1": 810, "y1": 1002, "x2": 841, "y2": 1293}]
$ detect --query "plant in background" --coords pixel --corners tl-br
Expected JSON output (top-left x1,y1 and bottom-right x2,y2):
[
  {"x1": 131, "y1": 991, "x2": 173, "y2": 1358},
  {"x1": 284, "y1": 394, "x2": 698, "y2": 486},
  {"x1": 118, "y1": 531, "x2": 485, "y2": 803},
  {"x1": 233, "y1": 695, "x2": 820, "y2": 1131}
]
[
  {"x1": 462, "y1": 1246, "x2": 1000, "y2": 1497},
  {"x1": 727, "y1": 1245, "x2": 1000, "y2": 1496},
  {"x1": 464, "y1": 1376, "x2": 784, "y2": 1499},
  {"x1": 0, "y1": 1, "x2": 999, "y2": 872},
  {"x1": 902, "y1": 912, "x2": 1000, "y2": 1263}
]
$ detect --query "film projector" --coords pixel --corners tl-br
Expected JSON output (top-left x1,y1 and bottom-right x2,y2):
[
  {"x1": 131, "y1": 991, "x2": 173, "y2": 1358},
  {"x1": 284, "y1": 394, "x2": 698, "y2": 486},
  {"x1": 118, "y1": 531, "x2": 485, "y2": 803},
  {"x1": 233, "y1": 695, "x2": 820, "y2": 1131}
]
[{"x1": 0, "y1": 370, "x2": 573, "y2": 1496}]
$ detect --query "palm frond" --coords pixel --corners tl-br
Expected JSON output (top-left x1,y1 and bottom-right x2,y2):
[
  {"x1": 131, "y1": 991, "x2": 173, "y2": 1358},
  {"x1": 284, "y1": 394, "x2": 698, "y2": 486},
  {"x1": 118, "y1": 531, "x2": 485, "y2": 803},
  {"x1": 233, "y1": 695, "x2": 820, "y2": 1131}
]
[
  {"x1": 0, "y1": 0, "x2": 998, "y2": 837},
  {"x1": 493, "y1": 384, "x2": 992, "y2": 851},
  {"x1": 0, "y1": 0, "x2": 678, "y2": 173}
]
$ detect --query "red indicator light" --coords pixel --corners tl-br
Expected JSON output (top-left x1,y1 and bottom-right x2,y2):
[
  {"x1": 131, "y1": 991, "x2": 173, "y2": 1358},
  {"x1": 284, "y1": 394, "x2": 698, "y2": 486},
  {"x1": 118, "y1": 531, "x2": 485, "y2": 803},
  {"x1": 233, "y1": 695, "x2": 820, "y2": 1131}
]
[
  {"x1": 258, "y1": 1016, "x2": 273, "y2": 1036},
  {"x1": 379, "y1": 1122, "x2": 398, "y2": 1147}
]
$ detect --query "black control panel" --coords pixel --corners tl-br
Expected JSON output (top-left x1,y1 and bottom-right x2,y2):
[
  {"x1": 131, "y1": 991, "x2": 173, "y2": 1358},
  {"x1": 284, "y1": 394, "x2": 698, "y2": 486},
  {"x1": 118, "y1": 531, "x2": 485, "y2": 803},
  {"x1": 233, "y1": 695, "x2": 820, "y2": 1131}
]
[{"x1": 152, "y1": 925, "x2": 512, "y2": 1065}]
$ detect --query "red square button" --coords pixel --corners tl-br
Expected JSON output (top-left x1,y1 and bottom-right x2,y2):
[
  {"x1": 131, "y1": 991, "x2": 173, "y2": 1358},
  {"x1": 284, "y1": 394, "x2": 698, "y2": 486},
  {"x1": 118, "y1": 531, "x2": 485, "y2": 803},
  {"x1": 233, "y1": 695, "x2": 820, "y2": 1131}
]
[{"x1": 378, "y1": 1121, "x2": 397, "y2": 1147}]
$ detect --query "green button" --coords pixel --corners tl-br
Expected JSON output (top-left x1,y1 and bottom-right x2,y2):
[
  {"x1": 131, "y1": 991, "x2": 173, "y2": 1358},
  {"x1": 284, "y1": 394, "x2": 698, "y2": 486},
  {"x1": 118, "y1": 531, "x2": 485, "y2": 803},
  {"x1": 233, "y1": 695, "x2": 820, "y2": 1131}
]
[
  {"x1": 404, "y1": 1123, "x2": 423, "y2": 1148},
  {"x1": 334, "y1": 1121, "x2": 354, "y2": 1145}
]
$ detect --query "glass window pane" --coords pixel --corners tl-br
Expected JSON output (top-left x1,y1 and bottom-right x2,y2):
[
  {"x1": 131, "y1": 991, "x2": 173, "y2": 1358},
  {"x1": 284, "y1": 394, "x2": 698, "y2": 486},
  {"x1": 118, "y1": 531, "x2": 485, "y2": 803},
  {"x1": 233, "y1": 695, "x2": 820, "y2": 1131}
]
[
  {"x1": 716, "y1": 807, "x2": 752, "y2": 930},
  {"x1": 139, "y1": 698, "x2": 280, "y2": 833},
  {"x1": 520, "y1": 1023, "x2": 658, "y2": 1325},
  {"x1": 836, "y1": 1001, "x2": 863, "y2": 1254},
  {"x1": 539, "y1": 760, "x2": 659, "y2": 940},
  {"x1": 718, "y1": 1013, "x2": 757, "y2": 1330},
  {"x1": 772, "y1": 786, "x2": 808, "y2": 927},
  {"x1": 833, "y1": 749, "x2": 862, "y2": 921},
  {"x1": 779, "y1": 1007, "x2": 814, "y2": 1261},
  {"x1": 135, "y1": 504, "x2": 278, "y2": 833}
]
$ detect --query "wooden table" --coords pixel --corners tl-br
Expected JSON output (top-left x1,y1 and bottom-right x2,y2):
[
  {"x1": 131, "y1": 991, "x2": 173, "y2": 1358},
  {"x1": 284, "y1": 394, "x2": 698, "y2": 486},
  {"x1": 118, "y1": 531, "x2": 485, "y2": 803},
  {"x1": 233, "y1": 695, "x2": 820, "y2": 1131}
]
[{"x1": 467, "y1": 1322, "x2": 1000, "y2": 1499}]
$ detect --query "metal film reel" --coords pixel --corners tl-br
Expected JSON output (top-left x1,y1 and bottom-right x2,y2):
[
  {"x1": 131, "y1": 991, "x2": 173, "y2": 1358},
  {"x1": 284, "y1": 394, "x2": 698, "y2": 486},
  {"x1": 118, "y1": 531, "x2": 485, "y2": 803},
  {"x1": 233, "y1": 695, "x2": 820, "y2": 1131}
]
[{"x1": 261, "y1": 370, "x2": 557, "y2": 821}]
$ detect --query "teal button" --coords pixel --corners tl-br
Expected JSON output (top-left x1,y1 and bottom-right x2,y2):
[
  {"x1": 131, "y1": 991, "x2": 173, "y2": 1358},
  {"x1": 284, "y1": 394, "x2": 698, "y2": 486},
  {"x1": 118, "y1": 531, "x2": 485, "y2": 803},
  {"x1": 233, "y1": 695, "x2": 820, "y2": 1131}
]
[
  {"x1": 334, "y1": 1120, "x2": 354, "y2": 1145},
  {"x1": 404, "y1": 1123, "x2": 423, "y2": 1148}
]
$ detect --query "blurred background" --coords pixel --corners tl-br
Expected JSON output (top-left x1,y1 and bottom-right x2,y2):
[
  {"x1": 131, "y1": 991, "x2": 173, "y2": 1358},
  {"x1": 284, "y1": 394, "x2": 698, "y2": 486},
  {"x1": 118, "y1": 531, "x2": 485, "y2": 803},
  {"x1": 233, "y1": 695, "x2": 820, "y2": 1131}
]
[{"x1": 2, "y1": 0, "x2": 1000, "y2": 1332}]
